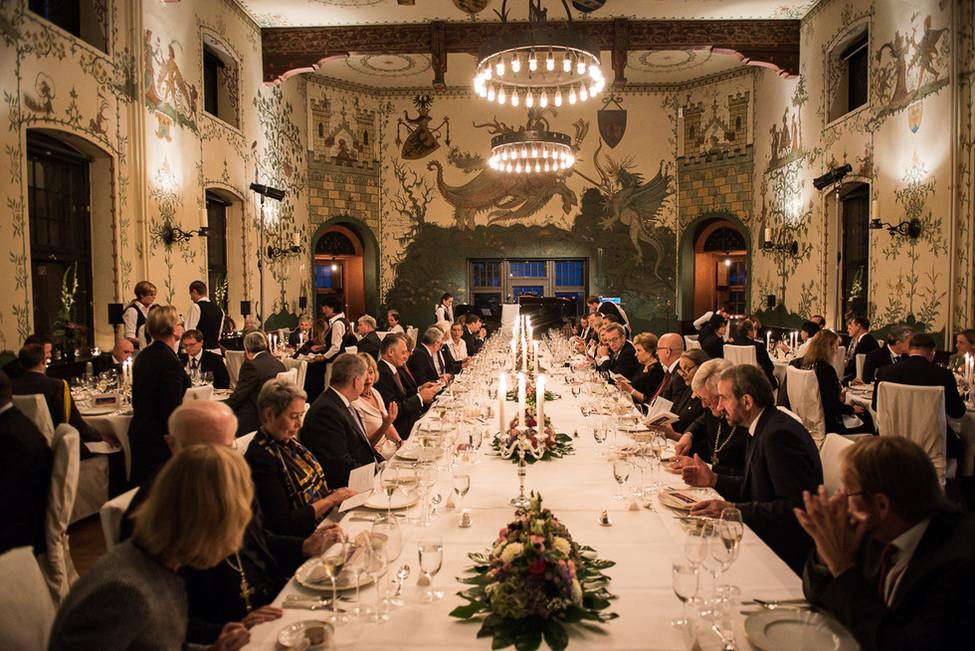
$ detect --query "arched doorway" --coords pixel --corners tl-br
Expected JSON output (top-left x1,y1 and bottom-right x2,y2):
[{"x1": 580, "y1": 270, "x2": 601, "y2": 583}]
[
  {"x1": 314, "y1": 224, "x2": 365, "y2": 320},
  {"x1": 682, "y1": 217, "x2": 749, "y2": 319}
]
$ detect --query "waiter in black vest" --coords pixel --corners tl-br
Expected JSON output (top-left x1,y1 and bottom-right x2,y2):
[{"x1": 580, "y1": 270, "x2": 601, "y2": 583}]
[{"x1": 186, "y1": 280, "x2": 225, "y2": 354}]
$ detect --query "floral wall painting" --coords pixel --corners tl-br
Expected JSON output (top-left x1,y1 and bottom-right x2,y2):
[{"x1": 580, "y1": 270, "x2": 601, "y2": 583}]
[
  {"x1": 144, "y1": 30, "x2": 198, "y2": 136},
  {"x1": 396, "y1": 95, "x2": 450, "y2": 160},
  {"x1": 873, "y1": 14, "x2": 949, "y2": 125}
]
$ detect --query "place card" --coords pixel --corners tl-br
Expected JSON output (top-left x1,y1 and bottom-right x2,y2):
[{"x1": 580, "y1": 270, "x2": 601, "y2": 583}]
[{"x1": 92, "y1": 393, "x2": 120, "y2": 409}]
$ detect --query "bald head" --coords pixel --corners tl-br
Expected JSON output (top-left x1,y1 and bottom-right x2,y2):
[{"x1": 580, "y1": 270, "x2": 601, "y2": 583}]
[
  {"x1": 166, "y1": 401, "x2": 238, "y2": 453},
  {"x1": 657, "y1": 333, "x2": 685, "y2": 368}
]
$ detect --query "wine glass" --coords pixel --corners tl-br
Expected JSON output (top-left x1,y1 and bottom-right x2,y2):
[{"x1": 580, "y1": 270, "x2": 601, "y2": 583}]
[
  {"x1": 415, "y1": 463, "x2": 438, "y2": 526},
  {"x1": 380, "y1": 464, "x2": 399, "y2": 521},
  {"x1": 684, "y1": 526, "x2": 709, "y2": 568},
  {"x1": 650, "y1": 435, "x2": 668, "y2": 488},
  {"x1": 201, "y1": 371, "x2": 214, "y2": 386},
  {"x1": 570, "y1": 384, "x2": 582, "y2": 399},
  {"x1": 452, "y1": 467, "x2": 471, "y2": 524},
  {"x1": 364, "y1": 534, "x2": 390, "y2": 623},
  {"x1": 612, "y1": 456, "x2": 630, "y2": 500},
  {"x1": 593, "y1": 424, "x2": 608, "y2": 456},
  {"x1": 321, "y1": 529, "x2": 349, "y2": 625},
  {"x1": 346, "y1": 540, "x2": 364, "y2": 619},
  {"x1": 717, "y1": 509, "x2": 743, "y2": 585},
  {"x1": 706, "y1": 522, "x2": 736, "y2": 597},
  {"x1": 417, "y1": 535, "x2": 444, "y2": 604},
  {"x1": 672, "y1": 557, "x2": 700, "y2": 626}
]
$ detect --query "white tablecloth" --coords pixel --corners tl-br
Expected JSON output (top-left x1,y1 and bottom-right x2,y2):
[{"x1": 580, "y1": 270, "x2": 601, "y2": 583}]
[{"x1": 245, "y1": 371, "x2": 803, "y2": 650}]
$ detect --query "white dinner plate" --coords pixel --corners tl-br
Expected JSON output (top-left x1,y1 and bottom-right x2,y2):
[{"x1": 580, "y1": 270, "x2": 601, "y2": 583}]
[
  {"x1": 847, "y1": 384, "x2": 873, "y2": 394},
  {"x1": 277, "y1": 620, "x2": 333, "y2": 649},
  {"x1": 361, "y1": 489, "x2": 419, "y2": 510},
  {"x1": 293, "y1": 557, "x2": 375, "y2": 592},
  {"x1": 81, "y1": 406, "x2": 118, "y2": 416},
  {"x1": 744, "y1": 608, "x2": 859, "y2": 651},
  {"x1": 395, "y1": 446, "x2": 444, "y2": 461}
]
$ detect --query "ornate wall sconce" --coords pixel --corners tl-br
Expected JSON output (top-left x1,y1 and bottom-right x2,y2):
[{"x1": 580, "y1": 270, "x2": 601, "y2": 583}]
[
  {"x1": 869, "y1": 217, "x2": 921, "y2": 239},
  {"x1": 161, "y1": 224, "x2": 209, "y2": 245}
]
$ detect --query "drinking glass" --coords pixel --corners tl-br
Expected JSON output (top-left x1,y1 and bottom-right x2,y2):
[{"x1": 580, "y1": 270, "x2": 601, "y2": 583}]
[
  {"x1": 380, "y1": 464, "x2": 399, "y2": 521},
  {"x1": 346, "y1": 541, "x2": 364, "y2": 618},
  {"x1": 364, "y1": 535, "x2": 390, "y2": 623},
  {"x1": 612, "y1": 456, "x2": 630, "y2": 500},
  {"x1": 452, "y1": 467, "x2": 471, "y2": 522},
  {"x1": 593, "y1": 424, "x2": 608, "y2": 455},
  {"x1": 672, "y1": 557, "x2": 700, "y2": 626},
  {"x1": 684, "y1": 526, "x2": 709, "y2": 568},
  {"x1": 414, "y1": 463, "x2": 438, "y2": 526},
  {"x1": 650, "y1": 435, "x2": 667, "y2": 488},
  {"x1": 321, "y1": 529, "x2": 349, "y2": 625},
  {"x1": 201, "y1": 371, "x2": 214, "y2": 385},
  {"x1": 705, "y1": 522, "x2": 736, "y2": 597},
  {"x1": 417, "y1": 535, "x2": 444, "y2": 604}
]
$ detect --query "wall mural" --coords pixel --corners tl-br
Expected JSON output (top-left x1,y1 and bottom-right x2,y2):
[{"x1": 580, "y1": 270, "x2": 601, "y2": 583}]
[
  {"x1": 144, "y1": 29, "x2": 198, "y2": 139},
  {"x1": 872, "y1": 14, "x2": 949, "y2": 126},
  {"x1": 396, "y1": 95, "x2": 450, "y2": 160}
]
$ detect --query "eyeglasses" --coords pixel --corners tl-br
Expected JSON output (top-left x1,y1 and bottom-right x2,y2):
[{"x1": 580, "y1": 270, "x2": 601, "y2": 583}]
[
  {"x1": 678, "y1": 364, "x2": 697, "y2": 376},
  {"x1": 845, "y1": 490, "x2": 870, "y2": 499},
  {"x1": 697, "y1": 394, "x2": 717, "y2": 408},
  {"x1": 605, "y1": 335, "x2": 622, "y2": 343},
  {"x1": 658, "y1": 346, "x2": 677, "y2": 353}
]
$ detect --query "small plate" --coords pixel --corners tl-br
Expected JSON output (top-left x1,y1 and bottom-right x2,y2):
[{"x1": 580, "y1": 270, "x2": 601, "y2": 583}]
[
  {"x1": 361, "y1": 490, "x2": 420, "y2": 510},
  {"x1": 277, "y1": 620, "x2": 333, "y2": 649},
  {"x1": 294, "y1": 557, "x2": 376, "y2": 592},
  {"x1": 395, "y1": 446, "x2": 444, "y2": 461},
  {"x1": 81, "y1": 406, "x2": 118, "y2": 416},
  {"x1": 743, "y1": 609, "x2": 858, "y2": 651}
]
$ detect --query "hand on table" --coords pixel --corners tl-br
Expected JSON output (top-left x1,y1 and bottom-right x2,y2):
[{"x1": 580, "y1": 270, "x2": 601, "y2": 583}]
[
  {"x1": 419, "y1": 382, "x2": 440, "y2": 403},
  {"x1": 303, "y1": 523, "x2": 343, "y2": 557},
  {"x1": 680, "y1": 454, "x2": 717, "y2": 488},
  {"x1": 690, "y1": 499, "x2": 734, "y2": 518},
  {"x1": 794, "y1": 485, "x2": 869, "y2": 578},
  {"x1": 241, "y1": 605, "x2": 283, "y2": 629},
  {"x1": 210, "y1": 622, "x2": 250, "y2": 651},
  {"x1": 673, "y1": 432, "x2": 693, "y2": 458}
]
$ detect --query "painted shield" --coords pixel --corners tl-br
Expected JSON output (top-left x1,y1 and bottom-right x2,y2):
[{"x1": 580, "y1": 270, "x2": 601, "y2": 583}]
[
  {"x1": 572, "y1": 0, "x2": 606, "y2": 12},
  {"x1": 908, "y1": 102, "x2": 922, "y2": 133},
  {"x1": 452, "y1": 0, "x2": 491, "y2": 15},
  {"x1": 597, "y1": 108, "x2": 627, "y2": 149},
  {"x1": 401, "y1": 128, "x2": 440, "y2": 160}
]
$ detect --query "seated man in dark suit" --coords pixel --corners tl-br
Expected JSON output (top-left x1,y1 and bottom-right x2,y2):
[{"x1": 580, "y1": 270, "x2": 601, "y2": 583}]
[
  {"x1": 91, "y1": 337, "x2": 135, "y2": 377},
  {"x1": 1, "y1": 334, "x2": 52, "y2": 381},
  {"x1": 855, "y1": 325, "x2": 913, "y2": 385},
  {"x1": 288, "y1": 315, "x2": 313, "y2": 348},
  {"x1": 596, "y1": 323, "x2": 641, "y2": 382},
  {"x1": 843, "y1": 316, "x2": 880, "y2": 383},
  {"x1": 407, "y1": 326, "x2": 452, "y2": 387},
  {"x1": 299, "y1": 353, "x2": 383, "y2": 489},
  {"x1": 656, "y1": 332, "x2": 688, "y2": 402},
  {"x1": 699, "y1": 318, "x2": 727, "y2": 359},
  {"x1": 729, "y1": 319, "x2": 779, "y2": 390},
  {"x1": 179, "y1": 329, "x2": 230, "y2": 389},
  {"x1": 374, "y1": 333, "x2": 439, "y2": 439},
  {"x1": 796, "y1": 436, "x2": 975, "y2": 650},
  {"x1": 461, "y1": 314, "x2": 485, "y2": 356},
  {"x1": 681, "y1": 364, "x2": 823, "y2": 574},
  {"x1": 225, "y1": 331, "x2": 286, "y2": 437},
  {"x1": 354, "y1": 315, "x2": 381, "y2": 361},
  {"x1": 0, "y1": 370, "x2": 52, "y2": 555}
]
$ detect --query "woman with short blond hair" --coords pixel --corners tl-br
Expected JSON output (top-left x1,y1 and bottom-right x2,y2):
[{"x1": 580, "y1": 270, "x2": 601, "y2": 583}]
[
  {"x1": 353, "y1": 352, "x2": 402, "y2": 458},
  {"x1": 50, "y1": 446, "x2": 254, "y2": 650}
]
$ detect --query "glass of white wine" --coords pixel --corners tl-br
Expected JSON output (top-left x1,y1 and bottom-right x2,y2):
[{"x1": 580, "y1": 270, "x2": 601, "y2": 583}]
[
  {"x1": 612, "y1": 456, "x2": 630, "y2": 500},
  {"x1": 321, "y1": 529, "x2": 349, "y2": 625},
  {"x1": 380, "y1": 464, "x2": 399, "y2": 521},
  {"x1": 417, "y1": 535, "x2": 444, "y2": 605}
]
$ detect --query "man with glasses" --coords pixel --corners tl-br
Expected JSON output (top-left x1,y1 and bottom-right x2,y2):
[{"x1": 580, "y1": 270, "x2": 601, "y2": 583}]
[
  {"x1": 596, "y1": 323, "x2": 640, "y2": 382},
  {"x1": 654, "y1": 333, "x2": 686, "y2": 403},
  {"x1": 796, "y1": 436, "x2": 975, "y2": 649}
]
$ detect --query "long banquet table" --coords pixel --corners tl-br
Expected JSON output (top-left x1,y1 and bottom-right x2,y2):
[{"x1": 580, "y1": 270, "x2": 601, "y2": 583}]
[{"x1": 246, "y1": 365, "x2": 805, "y2": 650}]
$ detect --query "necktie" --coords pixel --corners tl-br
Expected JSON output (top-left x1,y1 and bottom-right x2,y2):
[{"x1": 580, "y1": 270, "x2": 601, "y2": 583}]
[
  {"x1": 877, "y1": 544, "x2": 897, "y2": 602},
  {"x1": 652, "y1": 371, "x2": 670, "y2": 403},
  {"x1": 393, "y1": 368, "x2": 404, "y2": 391},
  {"x1": 191, "y1": 358, "x2": 198, "y2": 370},
  {"x1": 400, "y1": 365, "x2": 416, "y2": 385}
]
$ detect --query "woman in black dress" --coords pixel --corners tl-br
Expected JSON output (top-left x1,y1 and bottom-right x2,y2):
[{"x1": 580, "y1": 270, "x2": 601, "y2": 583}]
[{"x1": 616, "y1": 332, "x2": 666, "y2": 407}]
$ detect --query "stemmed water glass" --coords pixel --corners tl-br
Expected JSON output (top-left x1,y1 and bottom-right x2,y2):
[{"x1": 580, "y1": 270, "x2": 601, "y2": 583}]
[
  {"x1": 452, "y1": 467, "x2": 471, "y2": 525},
  {"x1": 414, "y1": 463, "x2": 438, "y2": 526},
  {"x1": 684, "y1": 525, "x2": 709, "y2": 569},
  {"x1": 417, "y1": 535, "x2": 444, "y2": 604},
  {"x1": 593, "y1": 423, "x2": 608, "y2": 455},
  {"x1": 321, "y1": 529, "x2": 349, "y2": 626},
  {"x1": 612, "y1": 455, "x2": 630, "y2": 500},
  {"x1": 672, "y1": 557, "x2": 700, "y2": 627},
  {"x1": 703, "y1": 522, "x2": 736, "y2": 598},
  {"x1": 364, "y1": 533, "x2": 390, "y2": 623}
]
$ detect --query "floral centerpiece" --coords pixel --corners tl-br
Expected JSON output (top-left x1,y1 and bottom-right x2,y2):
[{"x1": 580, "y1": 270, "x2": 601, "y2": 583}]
[
  {"x1": 450, "y1": 493, "x2": 617, "y2": 650},
  {"x1": 492, "y1": 408, "x2": 573, "y2": 464},
  {"x1": 506, "y1": 377, "x2": 560, "y2": 403},
  {"x1": 52, "y1": 262, "x2": 88, "y2": 361}
]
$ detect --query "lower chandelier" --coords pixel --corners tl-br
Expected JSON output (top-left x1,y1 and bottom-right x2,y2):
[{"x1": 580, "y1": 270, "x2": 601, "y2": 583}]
[{"x1": 489, "y1": 129, "x2": 575, "y2": 174}]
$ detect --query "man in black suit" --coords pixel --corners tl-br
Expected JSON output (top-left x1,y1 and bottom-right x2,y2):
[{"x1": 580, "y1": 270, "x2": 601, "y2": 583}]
[
  {"x1": 855, "y1": 325, "x2": 913, "y2": 385},
  {"x1": 90, "y1": 337, "x2": 135, "y2": 377},
  {"x1": 656, "y1": 332, "x2": 687, "y2": 402},
  {"x1": 699, "y1": 319, "x2": 727, "y2": 359},
  {"x1": 844, "y1": 316, "x2": 880, "y2": 383},
  {"x1": 729, "y1": 319, "x2": 779, "y2": 390},
  {"x1": 374, "y1": 333, "x2": 439, "y2": 439},
  {"x1": 288, "y1": 315, "x2": 313, "y2": 348},
  {"x1": 461, "y1": 314, "x2": 485, "y2": 356},
  {"x1": 299, "y1": 353, "x2": 383, "y2": 489},
  {"x1": 596, "y1": 323, "x2": 641, "y2": 382},
  {"x1": 797, "y1": 436, "x2": 975, "y2": 650},
  {"x1": 407, "y1": 326, "x2": 451, "y2": 387},
  {"x1": 682, "y1": 364, "x2": 823, "y2": 574},
  {"x1": 185, "y1": 280, "x2": 224, "y2": 353},
  {"x1": 179, "y1": 330, "x2": 230, "y2": 389},
  {"x1": 354, "y1": 315, "x2": 381, "y2": 361},
  {"x1": 226, "y1": 331, "x2": 286, "y2": 437},
  {"x1": 0, "y1": 370, "x2": 52, "y2": 556},
  {"x1": 1, "y1": 334, "x2": 52, "y2": 381}
]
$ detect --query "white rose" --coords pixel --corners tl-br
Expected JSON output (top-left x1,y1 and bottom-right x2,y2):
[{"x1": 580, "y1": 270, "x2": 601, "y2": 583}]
[
  {"x1": 552, "y1": 537, "x2": 571, "y2": 556},
  {"x1": 500, "y1": 542, "x2": 524, "y2": 564},
  {"x1": 570, "y1": 579, "x2": 583, "y2": 604}
]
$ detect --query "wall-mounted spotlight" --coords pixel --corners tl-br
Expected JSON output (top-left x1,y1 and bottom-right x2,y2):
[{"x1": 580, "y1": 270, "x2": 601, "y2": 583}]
[
  {"x1": 162, "y1": 223, "x2": 209, "y2": 245},
  {"x1": 249, "y1": 182, "x2": 286, "y2": 201},
  {"x1": 869, "y1": 217, "x2": 921, "y2": 239},
  {"x1": 812, "y1": 163, "x2": 852, "y2": 190}
]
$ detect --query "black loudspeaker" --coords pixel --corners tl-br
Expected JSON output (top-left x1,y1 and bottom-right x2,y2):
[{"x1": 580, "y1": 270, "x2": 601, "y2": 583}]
[
  {"x1": 240, "y1": 301, "x2": 251, "y2": 315},
  {"x1": 298, "y1": 296, "x2": 307, "y2": 309},
  {"x1": 107, "y1": 303, "x2": 124, "y2": 325},
  {"x1": 766, "y1": 295, "x2": 776, "y2": 309}
]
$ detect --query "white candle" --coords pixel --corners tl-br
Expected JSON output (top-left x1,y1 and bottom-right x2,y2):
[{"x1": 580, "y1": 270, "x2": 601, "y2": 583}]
[
  {"x1": 518, "y1": 372, "x2": 526, "y2": 428},
  {"x1": 536, "y1": 374, "x2": 545, "y2": 438},
  {"x1": 511, "y1": 340, "x2": 517, "y2": 369},
  {"x1": 522, "y1": 337, "x2": 528, "y2": 371},
  {"x1": 766, "y1": 332, "x2": 771, "y2": 350},
  {"x1": 533, "y1": 340, "x2": 539, "y2": 372},
  {"x1": 498, "y1": 373, "x2": 506, "y2": 434}
]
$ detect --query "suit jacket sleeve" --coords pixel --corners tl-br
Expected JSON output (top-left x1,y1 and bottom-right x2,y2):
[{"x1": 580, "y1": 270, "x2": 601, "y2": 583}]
[
  {"x1": 226, "y1": 360, "x2": 258, "y2": 410},
  {"x1": 861, "y1": 350, "x2": 880, "y2": 384},
  {"x1": 207, "y1": 353, "x2": 231, "y2": 390},
  {"x1": 375, "y1": 369, "x2": 423, "y2": 416},
  {"x1": 300, "y1": 404, "x2": 360, "y2": 489},
  {"x1": 245, "y1": 445, "x2": 318, "y2": 537},
  {"x1": 615, "y1": 346, "x2": 641, "y2": 381},
  {"x1": 940, "y1": 367, "x2": 966, "y2": 419}
]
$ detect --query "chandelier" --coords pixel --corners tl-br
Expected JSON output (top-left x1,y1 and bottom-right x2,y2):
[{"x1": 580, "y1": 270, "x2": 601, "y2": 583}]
[
  {"x1": 488, "y1": 129, "x2": 574, "y2": 174},
  {"x1": 473, "y1": 0, "x2": 605, "y2": 109}
]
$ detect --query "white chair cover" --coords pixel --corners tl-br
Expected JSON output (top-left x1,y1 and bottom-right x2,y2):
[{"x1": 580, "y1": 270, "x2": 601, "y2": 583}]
[
  {"x1": 98, "y1": 487, "x2": 139, "y2": 550},
  {"x1": 377, "y1": 331, "x2": 390, "y2": 341},
  {"x1": 855, "y1": 354, "x2": 866, "y2": 381},
  {"x1": 182, "y1": 384, "x2": 214, "y2": 403},
  {"x1": 0, "y1": 547, "x2": 56, "y2": 650},
  {"x1": 501, "y1": 303, "x2": 520, "y2": 327},
  {"x1": 39, "y1": 423, "x2": 80, "y2": 605},
  {"x1": 225, "y1": 350, "x2": 246, "y2": 389},
  {"x1": 281, "y1": 357, "x2": 308, "y2": 390},
  {"x1": 723, "y1": 344, "x2": 757, "y2": 367},
  {"x1": 236, "y1": 430, "x2": 257, "y2": 454},
  {"x1": 276, "y1": 368, "x2": 299, "y2": 385},
  {"x1": 71, "y1": 455, "x2": 109, "y2": 524},
  {"x1": 786, "y1": 366, "x2": 828, "y2": 446},
  {"x1": 876, "y1": 382, "x2": 949, "y2": 484},
  {"x1": 345, "y1": 345, "x2": 358, "y2": 355},
  {"x1": 833, "y1": 346, "x2": 846, "y2": 380},
  {"x1": 11, "y1": 394, "x2": 55, "y2": 445},
  {"x1": 684, "y1": 335, "x2": 701, "y2": 350},
  {"x1": 406, "y1": 326, "x2": 418, "y2": 348},
  {"x1": 819, "y1": 433, "x2": 854, "y2": 496}
]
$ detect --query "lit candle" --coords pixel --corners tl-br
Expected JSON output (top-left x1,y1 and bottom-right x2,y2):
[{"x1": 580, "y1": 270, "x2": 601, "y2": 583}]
[
  {"x1": 766, "y1": 332, "x2": 771, "y2": 350},
  {"x1": 518, "y1": 372, "x2": 526, "y2": 428},
  {"x1": 536, "y1": 374, "x2": 545, "y2": 438},
  {"x1": 533, "y1": 340, "x2": 539, "y2": 372},
  {"x1": 522, "y1": 337, "x2": 528, "y2": 372},
  {"x1": 498, "y1": 373, "x2": 506, "y2": 435},
  {"x1": 511, "y1": 340, "x2": 517, "y2": 369}
]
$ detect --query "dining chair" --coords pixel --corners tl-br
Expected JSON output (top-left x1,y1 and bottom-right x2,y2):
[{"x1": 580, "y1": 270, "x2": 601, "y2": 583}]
[
  {"x1": 39, "y1": 423, "x2": 80, "y2": 605},
  {"x1": 876, "y1": 382, "x2": 951, "y2": 485},
  {"x1": 723, "y1": 344, "x2": 757, "y2": 367},
  {"x1": 281, "y1": 357, "x2": 308, "y2": 390},
  {"x1": 11, "y1": 394, "x2": 55, "y2": 445},
  {"x1": 276, "y1": 367, "x2": 299, "y2": 386},
  {"x1": 236, "y1": 430, "x2": 258, "y2": 454},
  {"x1": 225, "y1": 350, "x2": 246, "y2": 389},
  {"x1": 182, "y1": 384, "x2": 214, "y2": 403},
  {"x1": 0, "y1": 546, "x2": 56, "y2": 650},
  {"x1": 785, "y1": 366, "x2": 829, "y2": 447},
  {"x1": 683, "y1": 335, "x2": 701, "y2": 350},
  {"x1": 99, "y1": 487, "x2": 139, "y2": 550},
  {"x1": 832, "y1": 345, "x2": 846, "y2": 380},
  {"x1": 855, "y1": 353, "x2": 866, "y2": 382},
  {"x1": 819, "y1": 433, "x2": 854, "y2": 496}
]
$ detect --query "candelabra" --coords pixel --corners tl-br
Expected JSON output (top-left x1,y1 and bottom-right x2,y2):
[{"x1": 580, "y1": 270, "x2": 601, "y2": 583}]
[{"x1": 499, "y1": 426, "x2": 547, "y2": 508}]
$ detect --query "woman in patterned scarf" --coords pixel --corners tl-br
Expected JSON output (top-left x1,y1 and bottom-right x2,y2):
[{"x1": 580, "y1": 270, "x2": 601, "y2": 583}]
[{"x1": 244, "y1": 378, "x2": 356, "y2": 536}]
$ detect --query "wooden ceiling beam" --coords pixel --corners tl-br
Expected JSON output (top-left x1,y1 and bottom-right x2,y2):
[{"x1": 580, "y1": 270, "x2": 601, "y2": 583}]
[{"x1": 261, "y1": 18, "x2": 800, "y2": 85}]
